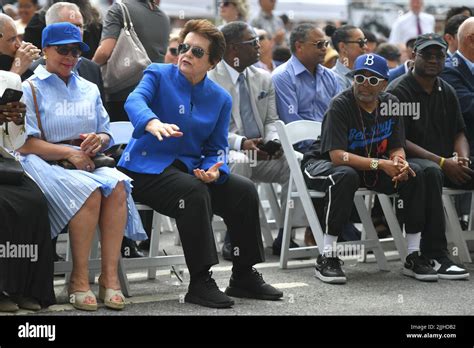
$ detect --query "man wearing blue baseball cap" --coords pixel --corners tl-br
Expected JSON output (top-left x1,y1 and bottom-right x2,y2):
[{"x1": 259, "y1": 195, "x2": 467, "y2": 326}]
[
  {"x1": 301, "y1": 53, "x2": 438, "y2": 284},
  {"x1": 387, "y1": 33, "x2": 471, "y2": 280}
]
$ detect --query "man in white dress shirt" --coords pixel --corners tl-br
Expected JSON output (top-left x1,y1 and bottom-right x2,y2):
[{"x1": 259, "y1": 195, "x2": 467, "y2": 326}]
[{"x1": 388, "y1": 0, "x2": 434, "y2": 46}]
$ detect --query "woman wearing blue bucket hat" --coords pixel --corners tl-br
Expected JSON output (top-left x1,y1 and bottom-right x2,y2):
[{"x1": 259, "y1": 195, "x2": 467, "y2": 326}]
[{"x1": 19, "y1": 22, "x2": 146, "y2": 311}]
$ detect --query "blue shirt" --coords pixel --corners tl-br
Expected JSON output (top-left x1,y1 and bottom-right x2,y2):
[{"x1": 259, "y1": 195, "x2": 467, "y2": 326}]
[
  {"x1": 118, "y1": 64, "x2": 232, "y2": 184},
  {"x1": 272, "y1": 55, "x2": 342, "y2": 124},
  {"x1": 22, "y1": 65, "x2": 111, "y2": 143}
]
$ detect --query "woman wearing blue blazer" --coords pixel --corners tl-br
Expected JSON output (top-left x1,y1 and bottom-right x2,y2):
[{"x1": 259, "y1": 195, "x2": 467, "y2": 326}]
[{"x1": 119, "y1": 19, "x2": 283, "y2": 309}]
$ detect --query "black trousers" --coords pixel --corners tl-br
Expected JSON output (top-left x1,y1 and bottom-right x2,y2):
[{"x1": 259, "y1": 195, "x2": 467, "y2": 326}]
[
  {"x1": 120, "y1": 164, "x2": 265, "y2": 275},
  {"x1": 302, "y1": 160, "x2": 425, "y2": 239},
  {"x1": 409, "y1": 158, "x2": 474, "y2": 259}
]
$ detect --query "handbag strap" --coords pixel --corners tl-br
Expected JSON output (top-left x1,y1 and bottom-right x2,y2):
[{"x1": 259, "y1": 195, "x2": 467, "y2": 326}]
[
  {"x1": 117, "y1": 1, "x2": 133, "y2": 31},
  {"x1": 26, "y1": 80, "x2": 46, "y2": 141}
]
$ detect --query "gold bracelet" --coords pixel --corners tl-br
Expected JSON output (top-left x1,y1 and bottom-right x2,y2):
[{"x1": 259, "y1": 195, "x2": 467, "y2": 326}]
[{"x1": 439, "y1": 157, "x2": 446, "y2": 168}]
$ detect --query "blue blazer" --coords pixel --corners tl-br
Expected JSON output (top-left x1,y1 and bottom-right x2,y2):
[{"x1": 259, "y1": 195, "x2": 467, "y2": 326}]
[
  {"x1": 442, "y1": 53, "x2": 474, "y2": 153},
  {"x1": 118, "y1": 64, "x2": 232, "y2": 184}
]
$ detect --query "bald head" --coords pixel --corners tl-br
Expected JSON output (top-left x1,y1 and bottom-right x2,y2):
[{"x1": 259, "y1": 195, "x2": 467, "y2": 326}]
[
  {"x1": 0, "y1": 13, "x2": 19, "y2": 57},
  {"x1": 0, "y1": 13, "x2": 15, "y2": 34},
  {"x1": 457, "y1": 17, "x2": 474, "y2": 60}
]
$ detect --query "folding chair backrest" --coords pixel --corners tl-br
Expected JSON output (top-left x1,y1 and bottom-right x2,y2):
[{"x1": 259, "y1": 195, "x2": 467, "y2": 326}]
[
  {"x1": 110, "y1": 121, "x2": 134, "y2": 146},
  {"x1": 275, "y1": 120, "x2": 321, "y2": 183},
  {"x1": 283, "y1": 120, "x2": 322, "y2": 145}
]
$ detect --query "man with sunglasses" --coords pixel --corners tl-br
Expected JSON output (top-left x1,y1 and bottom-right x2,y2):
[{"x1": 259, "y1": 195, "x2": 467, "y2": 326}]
[
  {"x1": 210, "y1": 21, "x2": 305, "y2": 257},
  {"x1": 302, "y1": 53, "x2": 437, "y2": 284},
  {"x1": 331, "y1": 25, "x2": 368, "y2": 90},
  {"x1": 387, "y1": 33, "x2": 470, "y2": 280},
  {"x1": 272, "y1": 23, "x2": 341, "y2": 153}
]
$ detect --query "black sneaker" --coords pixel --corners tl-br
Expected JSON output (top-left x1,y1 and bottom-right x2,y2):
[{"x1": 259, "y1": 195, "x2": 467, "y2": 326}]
[
  {"x1": 185, "y1": 271, "x2": 234, "y2": 308},
  {"x1": 225, "y1": 267, "x2": 283, "y2": 300},
  {"x1": 315, "y1": 254, "x2": 346, "y2": 284},
  {"x1": 430, "y1": 256, "x2": 470, "y2": 280},
  {"x1": 403, "y1": 252, "x2": 438, "y2": 282}
]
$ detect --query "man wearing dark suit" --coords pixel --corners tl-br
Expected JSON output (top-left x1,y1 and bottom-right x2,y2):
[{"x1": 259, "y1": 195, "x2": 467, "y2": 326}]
[{"x1": 441, "y1": 17, "x2": 474, "y2": 153}]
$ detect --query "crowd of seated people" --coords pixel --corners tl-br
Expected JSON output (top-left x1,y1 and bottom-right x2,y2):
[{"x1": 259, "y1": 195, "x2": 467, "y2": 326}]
[{"x1": 0, "y1": 0, "x2": 472, "y2": 313}]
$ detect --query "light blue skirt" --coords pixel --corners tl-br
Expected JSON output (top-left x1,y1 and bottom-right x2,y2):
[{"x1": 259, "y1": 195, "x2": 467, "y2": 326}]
[{"x1": 21, "y1": 154, "x2": 147, "y2": 240}]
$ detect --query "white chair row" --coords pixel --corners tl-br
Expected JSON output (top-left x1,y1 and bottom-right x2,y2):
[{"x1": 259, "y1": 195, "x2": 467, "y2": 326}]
[{"x1": 275, "y1": 120, "x2": 473, "y2": 269}]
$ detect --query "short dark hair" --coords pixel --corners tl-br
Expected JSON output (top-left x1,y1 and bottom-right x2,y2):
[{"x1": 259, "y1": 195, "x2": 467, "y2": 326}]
[
  {"x1": 273, "y1": 46, "x2": 291, "y2": 63},
  {"x1": 331, "y1": 25, "x2": 358, "y2": 53},
  {"x1": 179, "y1": 19, "x2": 226, "y2": 65},
  {"x1": 406, "y1": 38, "x2": 416, "y2": 49},
  {"x1": 375, "y1": 43, "x2": 401, "y2": 62},
  {"x1": 289, "y1": 23, "x2": 315, "y2": 54},
  {"x1": 362, "y1": 29, "x2": 377, "y2": 44},
  {"x1": 444, "y1": 14, "x2": 469, "y2": 36},
  {"x1": 220, "y1": 21, "x2": 250, "y2": 46},
  {"x1": 446, "y1": 6, "x2": 472, "y2": 22}
]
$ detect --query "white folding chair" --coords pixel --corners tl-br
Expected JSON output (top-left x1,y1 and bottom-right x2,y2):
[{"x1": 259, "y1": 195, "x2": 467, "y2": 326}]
[
  {"x1": 275, "y1": 120, "x2": 407, "y2": 270},
  {"x1": 109, "y1": 122, "x2": 186, "y2": 282},
  {"x1": 442, "y1": 188, "x2": 474, "y2": 263}
]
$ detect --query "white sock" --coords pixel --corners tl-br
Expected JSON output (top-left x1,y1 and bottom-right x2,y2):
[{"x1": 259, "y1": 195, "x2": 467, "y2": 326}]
[
  {"x1": 406, "y1": 232, "x2": 421, "y2": 254},
  {"x1": 323, "y1": 233, "x2": 338, "y2": 257}
]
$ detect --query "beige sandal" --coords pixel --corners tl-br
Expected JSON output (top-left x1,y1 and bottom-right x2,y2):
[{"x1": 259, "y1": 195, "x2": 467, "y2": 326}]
[
  {"x1": 68, "y1": 290, "x2": 98, "y2": 311},
  {"x1": 98, "y1": 285, "x2": 125, "y2": 310}
]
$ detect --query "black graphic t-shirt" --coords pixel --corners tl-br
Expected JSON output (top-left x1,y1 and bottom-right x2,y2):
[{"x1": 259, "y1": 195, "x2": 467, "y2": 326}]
[{"x1": 302, "y1": 88, "x2": 405, "y2": 166}]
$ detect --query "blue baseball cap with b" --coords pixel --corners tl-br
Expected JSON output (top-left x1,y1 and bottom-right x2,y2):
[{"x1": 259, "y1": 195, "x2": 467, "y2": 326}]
[
  {"x1": 42, "y1": 22, "x2": 90, "y2": 52},
  {"x1": 350, "y1": 53, "x2": 389, "y2": 80}
]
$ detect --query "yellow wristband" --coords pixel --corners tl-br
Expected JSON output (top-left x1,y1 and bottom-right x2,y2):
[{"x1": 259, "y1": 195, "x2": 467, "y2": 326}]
[{"x1": 439, "y1": 157, "x2": 446, "y2": 168}]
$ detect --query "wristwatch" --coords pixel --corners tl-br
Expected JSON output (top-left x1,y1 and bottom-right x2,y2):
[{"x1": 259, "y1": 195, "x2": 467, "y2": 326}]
[{"x1": 370, "y1": 159, "x2": 379, "y2": 171}]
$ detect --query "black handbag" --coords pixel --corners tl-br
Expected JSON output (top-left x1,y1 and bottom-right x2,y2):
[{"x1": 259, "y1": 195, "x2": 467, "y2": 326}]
[
  {"x1": 0, "y1": 154, "x2": 24, "y2": 185},
  {"x1": 56, "y1": 153, "x2": 116, "y2": 170}
]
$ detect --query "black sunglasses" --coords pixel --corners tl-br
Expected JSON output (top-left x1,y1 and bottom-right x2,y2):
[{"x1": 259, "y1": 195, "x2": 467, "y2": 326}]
[
  {"x1": 309, "y1": 40, "x2": 330, "y2": 49},
  {"x1": 55, "y1": 45, "x2": 82, "y2": 58},
  {"x1": 169, "y1": 47, "x2": 179, "y2": 56},
  {"x1": 235, "y1": 37, "x2": 260, "y2": 47},
  {"x1": 345, "y1": 38, "x2": 368, "y2": 48},
  {"x1": 178, "y1": 43, "x2": 209, "y2": 59},
  {"x1": 416, "y1": 51, "x2": 446, "y2": 61}
]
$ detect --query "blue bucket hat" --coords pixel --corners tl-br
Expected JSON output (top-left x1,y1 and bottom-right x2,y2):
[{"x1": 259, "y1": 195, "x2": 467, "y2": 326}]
[
  {"x1": 349, "y1": 53, "x2": 389, "y2": 80},
  {"x1": 42, "y1": 22, "x2": 90, "y2": 52}
]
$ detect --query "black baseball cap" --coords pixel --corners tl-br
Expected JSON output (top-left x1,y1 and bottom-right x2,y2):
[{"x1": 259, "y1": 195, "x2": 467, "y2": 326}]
[{"x1": 413, "y1": 33, "x2": 447, "y2": 52}]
